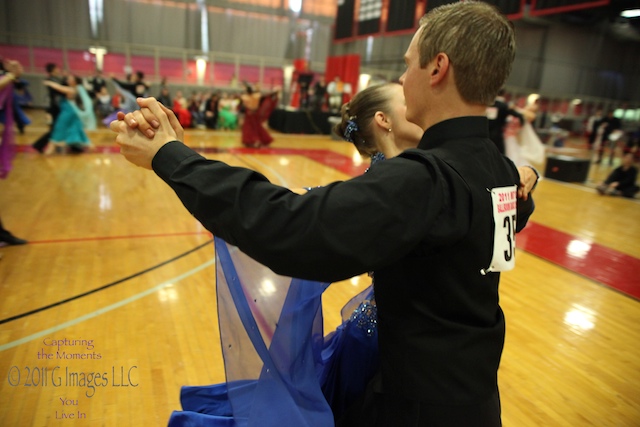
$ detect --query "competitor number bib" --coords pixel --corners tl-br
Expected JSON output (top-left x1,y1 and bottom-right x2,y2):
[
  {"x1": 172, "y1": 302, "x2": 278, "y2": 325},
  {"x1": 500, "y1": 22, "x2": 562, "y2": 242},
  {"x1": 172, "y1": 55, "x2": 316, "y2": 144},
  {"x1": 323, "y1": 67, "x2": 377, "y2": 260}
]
[{"x1": 481, "y1": 185, "x2": 517, "y2": 275}]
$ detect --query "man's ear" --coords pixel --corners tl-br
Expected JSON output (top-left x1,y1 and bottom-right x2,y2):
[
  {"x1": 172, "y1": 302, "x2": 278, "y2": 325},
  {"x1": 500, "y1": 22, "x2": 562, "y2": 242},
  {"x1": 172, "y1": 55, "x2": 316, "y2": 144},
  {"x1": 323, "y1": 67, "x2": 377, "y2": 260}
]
[{"x1": 430, "y1": 53, "x2": 450, "y2": 84}]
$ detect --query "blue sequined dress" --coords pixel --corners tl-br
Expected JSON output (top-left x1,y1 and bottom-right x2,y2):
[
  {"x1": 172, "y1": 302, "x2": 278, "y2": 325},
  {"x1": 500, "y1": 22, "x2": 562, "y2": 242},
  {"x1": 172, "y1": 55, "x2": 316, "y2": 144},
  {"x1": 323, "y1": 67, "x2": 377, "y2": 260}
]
[
  {"x1": 167, "y1": 239, "x2": 379, "y2": 427},
  {"x1": 319, "y1": 284, "x2": 378, "y2": 420}
]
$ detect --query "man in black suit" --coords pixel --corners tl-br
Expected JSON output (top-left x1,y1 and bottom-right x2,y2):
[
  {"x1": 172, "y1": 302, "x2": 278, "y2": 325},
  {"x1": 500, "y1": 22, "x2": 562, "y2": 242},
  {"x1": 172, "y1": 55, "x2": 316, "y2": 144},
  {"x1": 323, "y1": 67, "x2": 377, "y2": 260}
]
[
  {"x1": 32, "y1": 63, "x2": 66, "y2": 153},
  {"x1": 487, "y1": 89, "x2": 524, "y2": 155},
  {"x1": 595, "y1": 110, "x2": 622, "y2": 164}
]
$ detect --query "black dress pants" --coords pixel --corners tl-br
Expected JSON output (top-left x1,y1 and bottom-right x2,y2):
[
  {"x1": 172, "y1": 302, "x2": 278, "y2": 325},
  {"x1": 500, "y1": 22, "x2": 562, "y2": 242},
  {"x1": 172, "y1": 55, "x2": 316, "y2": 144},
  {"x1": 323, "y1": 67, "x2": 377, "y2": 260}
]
[{"x1": 32, "y1": 130, "x2": 51, "y2": 152}]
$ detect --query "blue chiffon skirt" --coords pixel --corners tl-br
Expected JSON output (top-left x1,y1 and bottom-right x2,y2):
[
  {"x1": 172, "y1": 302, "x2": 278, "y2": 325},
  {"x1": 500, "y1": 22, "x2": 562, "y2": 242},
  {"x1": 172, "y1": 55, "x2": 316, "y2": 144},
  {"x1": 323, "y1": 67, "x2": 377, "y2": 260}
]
[
  {"x1": 168, "y1": 237, "x2": 379, "y2": 426},
  {"x1": 50, "y1": 99, "x2": 89, "y2": 145}
]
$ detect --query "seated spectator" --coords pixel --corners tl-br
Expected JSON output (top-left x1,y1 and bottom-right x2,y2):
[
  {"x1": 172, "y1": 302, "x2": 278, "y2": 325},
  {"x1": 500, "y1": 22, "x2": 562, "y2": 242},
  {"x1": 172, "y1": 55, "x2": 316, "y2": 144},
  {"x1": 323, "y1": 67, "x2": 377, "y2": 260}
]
[
  {"x1": 157, "y1": 86, "x2": 173, "y2": 110},
  {"x1": 95, "y1": 86, "x2": 114, "y2": 119},
  {"x1": 217, "y1": 92, "x2": 239, "y2": 130},
  {"x1": 596, "y1": 153, "x2": 639, "y2": 198},
  {"x1": 188, "y1": 91, "x2": 204, "y2": 128},
  {"x1": 111, "y1": 92, "x2": 125, "y2": 111},
  {"x1": 173, "y1": 90, "x2": 192, "y2": 128},
  {"x1": 204, "y1": 92, "x2": 220, "y2": 130}
]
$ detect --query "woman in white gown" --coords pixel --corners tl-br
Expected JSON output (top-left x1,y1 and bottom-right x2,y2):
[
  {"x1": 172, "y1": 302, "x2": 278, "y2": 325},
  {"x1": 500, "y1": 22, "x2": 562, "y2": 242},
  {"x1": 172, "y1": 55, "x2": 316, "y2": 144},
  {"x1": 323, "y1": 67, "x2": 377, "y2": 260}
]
[{"x1": 517, "y1": 96, "x2": 546, "y2": 165}]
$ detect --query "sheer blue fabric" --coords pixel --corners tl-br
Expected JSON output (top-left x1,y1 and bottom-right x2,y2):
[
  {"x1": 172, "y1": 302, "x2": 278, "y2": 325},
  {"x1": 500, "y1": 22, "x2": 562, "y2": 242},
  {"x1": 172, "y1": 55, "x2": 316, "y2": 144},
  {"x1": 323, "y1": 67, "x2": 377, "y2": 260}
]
[
  {"x1": 169, "y1": 238, "x2": 334, "y2": 427},
  {"x1": 168, "y1": 237, "x2": 380, "y2": 426}
]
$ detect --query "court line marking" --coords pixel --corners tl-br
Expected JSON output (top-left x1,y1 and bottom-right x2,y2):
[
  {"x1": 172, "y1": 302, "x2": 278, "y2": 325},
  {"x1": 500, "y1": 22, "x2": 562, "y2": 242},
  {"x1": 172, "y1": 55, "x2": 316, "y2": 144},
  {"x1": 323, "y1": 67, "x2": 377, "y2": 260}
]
[
  {"x1": 0, "y1": 259, "x2": 216, "y2": 352},
  {"x1": 26, "y1": 231, "x2": 210, "y2": 245},
  {"x1": 0, "y1": 240, "x2": 213, "y2": 325}
]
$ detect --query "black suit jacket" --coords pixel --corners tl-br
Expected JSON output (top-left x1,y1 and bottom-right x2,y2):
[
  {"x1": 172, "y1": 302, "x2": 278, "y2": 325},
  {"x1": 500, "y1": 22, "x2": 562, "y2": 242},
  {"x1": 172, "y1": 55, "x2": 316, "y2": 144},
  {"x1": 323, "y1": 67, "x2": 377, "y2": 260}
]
[{"x1": 487, "y1": 99, "x2": 524, "y2": 154}]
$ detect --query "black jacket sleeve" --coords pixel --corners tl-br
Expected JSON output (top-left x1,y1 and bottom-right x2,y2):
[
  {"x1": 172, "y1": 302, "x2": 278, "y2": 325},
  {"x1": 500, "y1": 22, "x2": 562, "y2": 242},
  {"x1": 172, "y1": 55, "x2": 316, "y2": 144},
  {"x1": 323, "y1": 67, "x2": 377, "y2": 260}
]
[{"x1": 151, "y1": 142, "x2": 452, "y2": 282}]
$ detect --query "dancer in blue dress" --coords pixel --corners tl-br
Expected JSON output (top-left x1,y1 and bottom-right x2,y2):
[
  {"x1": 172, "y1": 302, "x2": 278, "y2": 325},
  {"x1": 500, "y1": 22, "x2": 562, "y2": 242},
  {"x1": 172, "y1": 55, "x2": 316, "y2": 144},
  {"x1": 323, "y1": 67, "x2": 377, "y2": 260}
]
[
  {"x1": 168, "y1": 83, "x2": 424, "y2": 427},
  {"x1": 43, "y1": 76, "x2": 91, "y2": 153}
]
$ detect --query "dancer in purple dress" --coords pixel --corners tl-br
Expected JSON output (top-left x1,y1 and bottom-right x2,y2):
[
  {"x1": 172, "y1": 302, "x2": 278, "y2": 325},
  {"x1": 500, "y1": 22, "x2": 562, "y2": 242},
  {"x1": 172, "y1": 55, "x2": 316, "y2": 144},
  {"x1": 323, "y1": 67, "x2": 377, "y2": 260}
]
[{"x1": 0, "y1": 59, "x2": 28, "y2": 247}]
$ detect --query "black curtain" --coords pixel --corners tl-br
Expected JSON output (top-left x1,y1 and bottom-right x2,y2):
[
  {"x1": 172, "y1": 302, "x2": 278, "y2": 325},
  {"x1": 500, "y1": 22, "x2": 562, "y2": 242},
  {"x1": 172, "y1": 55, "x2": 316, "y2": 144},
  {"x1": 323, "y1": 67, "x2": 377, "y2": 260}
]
[
  {"x1": 490, "y1": 0, "x2": 525, "y2": 16},
  {"x1": 357, "y1": 0, "x2": 383, "y2": 36},
  {"x1": 531, "y1": 0, "x2": 610, "y2": 15},
  {"x1": 425, "y1": 0, "x2": 455, "y2": 12},
  {"x1": 335, "y1": 0, "x2": 356, "y2": 40},
  {"x1": 387, "y1": 0, "x2": 417, "y2": 32},
  {"x1": 425, "y1": 0, "x2": 524, "y2": 18}
]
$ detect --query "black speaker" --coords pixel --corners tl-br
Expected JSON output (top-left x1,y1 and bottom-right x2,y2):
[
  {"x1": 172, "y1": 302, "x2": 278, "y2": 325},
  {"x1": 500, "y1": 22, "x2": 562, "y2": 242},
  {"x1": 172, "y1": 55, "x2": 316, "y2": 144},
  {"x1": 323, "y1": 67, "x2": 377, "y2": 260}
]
[{"x1": 544, "y1": 155, "x2": 591, "y2": 183}]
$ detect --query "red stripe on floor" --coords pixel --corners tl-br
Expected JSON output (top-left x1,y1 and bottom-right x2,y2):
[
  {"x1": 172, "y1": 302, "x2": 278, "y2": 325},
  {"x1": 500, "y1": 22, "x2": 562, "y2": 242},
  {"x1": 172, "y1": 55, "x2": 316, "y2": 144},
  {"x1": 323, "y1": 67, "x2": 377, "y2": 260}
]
[{"x1": 518, "y1": 222, "x2": 640, "y2": 299}]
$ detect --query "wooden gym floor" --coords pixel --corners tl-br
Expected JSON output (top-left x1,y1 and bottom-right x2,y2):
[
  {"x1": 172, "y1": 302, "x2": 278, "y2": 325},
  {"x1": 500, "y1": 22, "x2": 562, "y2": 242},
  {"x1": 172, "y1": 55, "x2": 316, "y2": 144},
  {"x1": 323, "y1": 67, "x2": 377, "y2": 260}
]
[{"x1": 0, "y1": 110, "x2": 638, "y2": 426}]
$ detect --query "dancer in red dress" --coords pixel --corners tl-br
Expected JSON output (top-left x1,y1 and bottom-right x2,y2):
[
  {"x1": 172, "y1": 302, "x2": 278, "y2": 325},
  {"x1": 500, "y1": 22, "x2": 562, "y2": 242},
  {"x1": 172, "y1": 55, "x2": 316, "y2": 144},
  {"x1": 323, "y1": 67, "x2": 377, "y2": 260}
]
[{"x1": 240, "y1": 83, "x2": 275, "y2": 148}]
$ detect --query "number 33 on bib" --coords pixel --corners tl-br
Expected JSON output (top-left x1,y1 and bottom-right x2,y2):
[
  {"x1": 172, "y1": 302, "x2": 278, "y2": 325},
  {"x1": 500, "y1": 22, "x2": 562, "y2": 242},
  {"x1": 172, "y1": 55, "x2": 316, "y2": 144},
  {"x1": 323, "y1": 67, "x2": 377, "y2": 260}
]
[{"x1": 481, "y1": 186, "x2": 517, "y2": 275}]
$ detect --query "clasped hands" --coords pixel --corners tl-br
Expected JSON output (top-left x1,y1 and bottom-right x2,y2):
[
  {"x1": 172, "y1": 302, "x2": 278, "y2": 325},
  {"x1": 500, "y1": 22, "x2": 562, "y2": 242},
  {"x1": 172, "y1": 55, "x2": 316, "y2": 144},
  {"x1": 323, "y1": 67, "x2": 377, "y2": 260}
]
[{"x1": 109, "y1": 97, "x2": 184, "y2": 169}]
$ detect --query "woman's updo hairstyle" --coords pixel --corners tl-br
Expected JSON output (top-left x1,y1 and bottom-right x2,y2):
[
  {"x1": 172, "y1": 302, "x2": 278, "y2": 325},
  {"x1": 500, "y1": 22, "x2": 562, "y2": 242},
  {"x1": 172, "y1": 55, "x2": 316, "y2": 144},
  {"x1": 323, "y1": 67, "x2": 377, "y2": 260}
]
[{"x1": 332, "y1": 83, "x2": 395, "y2": 157}]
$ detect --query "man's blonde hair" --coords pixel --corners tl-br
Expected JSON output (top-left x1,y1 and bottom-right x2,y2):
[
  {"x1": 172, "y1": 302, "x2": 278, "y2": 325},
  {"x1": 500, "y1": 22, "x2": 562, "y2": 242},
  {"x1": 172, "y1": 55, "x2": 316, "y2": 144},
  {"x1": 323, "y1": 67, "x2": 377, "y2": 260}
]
[{"x1": 418, "y1": 1, "x2": 515, "y2": 105}]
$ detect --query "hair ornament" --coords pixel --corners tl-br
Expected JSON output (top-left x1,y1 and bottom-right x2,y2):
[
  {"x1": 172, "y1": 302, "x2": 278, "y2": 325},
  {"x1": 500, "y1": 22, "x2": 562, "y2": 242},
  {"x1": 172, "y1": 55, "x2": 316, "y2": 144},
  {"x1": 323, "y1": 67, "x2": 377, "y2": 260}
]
[
  {"x1": 370, "y1": 152, "x2": 386, "y2": 166},
  {"x1": 344, "y1": 117, "x2": 359, "y2": 143},
  {"x1": 365, "y1": 152, "x2": 386, "y2": 173}
]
